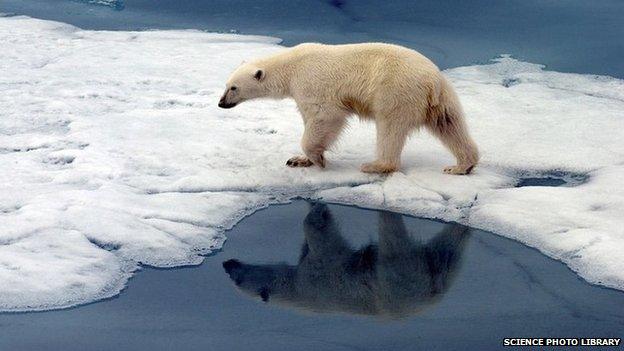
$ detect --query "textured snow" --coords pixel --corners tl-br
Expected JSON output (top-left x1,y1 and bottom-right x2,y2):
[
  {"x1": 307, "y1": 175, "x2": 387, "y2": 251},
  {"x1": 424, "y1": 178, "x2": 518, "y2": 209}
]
[{"x1": 1, "y1": 16, "x2": 623, "y2": 311}]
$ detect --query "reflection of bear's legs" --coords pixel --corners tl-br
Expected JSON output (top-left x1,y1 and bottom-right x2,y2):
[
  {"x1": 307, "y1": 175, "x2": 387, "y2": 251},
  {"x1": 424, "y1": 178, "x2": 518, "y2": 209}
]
[
  {"x1": 377, "y1": 211, "x2": 413, "y2": 258},
  {"x1": 361, "y1": 117, "x2": 411, "y2": 174},
  {"x1": 302, "y1": 203, "x2": 349, "y2": 259},
  {"x1": 287, "y1": 105, "x2": 347, "y2": 168},
  {"x1": 426, "y1": 224, "x2": 470, "y2": 293},
  {"x1": 427, "y1": 224, "x2": 470, "y2": 261}
]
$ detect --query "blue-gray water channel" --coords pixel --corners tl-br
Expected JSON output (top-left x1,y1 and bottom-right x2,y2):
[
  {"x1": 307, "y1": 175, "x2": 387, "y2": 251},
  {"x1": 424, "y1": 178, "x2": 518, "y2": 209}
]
[{"x1": 1, "y1": 201, "x2": 622, "y2": 351}]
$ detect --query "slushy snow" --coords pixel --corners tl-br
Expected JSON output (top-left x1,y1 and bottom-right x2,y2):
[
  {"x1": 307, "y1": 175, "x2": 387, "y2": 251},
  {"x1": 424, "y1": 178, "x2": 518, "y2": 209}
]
[{"x1": 1, "y1": 15, "x2": 623, "y2": 311}]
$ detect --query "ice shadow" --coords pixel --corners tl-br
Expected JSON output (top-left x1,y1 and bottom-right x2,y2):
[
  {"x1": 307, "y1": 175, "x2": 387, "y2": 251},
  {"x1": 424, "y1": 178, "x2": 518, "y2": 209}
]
[{"x1": 223, "y1": 203, "x2": 469, "y2": 318}]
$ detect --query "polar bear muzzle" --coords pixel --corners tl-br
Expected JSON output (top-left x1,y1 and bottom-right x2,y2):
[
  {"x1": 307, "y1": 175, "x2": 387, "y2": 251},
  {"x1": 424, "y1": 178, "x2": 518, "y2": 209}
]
[{"x1": 218, "y1": 88, "x2": 238, "y2": 109}]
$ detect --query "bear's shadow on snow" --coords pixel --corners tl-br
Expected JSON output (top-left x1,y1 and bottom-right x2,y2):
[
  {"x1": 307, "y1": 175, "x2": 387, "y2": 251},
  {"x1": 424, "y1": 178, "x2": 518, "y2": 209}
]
[{"x1": 222, "y1": 203, "x2": 469, "y2": 319}]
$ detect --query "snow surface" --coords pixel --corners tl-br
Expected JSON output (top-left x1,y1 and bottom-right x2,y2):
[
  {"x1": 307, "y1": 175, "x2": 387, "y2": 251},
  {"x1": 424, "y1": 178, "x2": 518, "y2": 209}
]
[{"x1": 1, "y1": 15, "x2": 623, "y2": 311}]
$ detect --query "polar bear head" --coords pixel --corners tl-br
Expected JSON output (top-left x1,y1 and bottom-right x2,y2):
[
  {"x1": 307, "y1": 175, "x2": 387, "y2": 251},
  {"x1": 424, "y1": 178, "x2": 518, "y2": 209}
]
[{"x1": 218, "y1": 63, "x2": 267, "y2": 109}]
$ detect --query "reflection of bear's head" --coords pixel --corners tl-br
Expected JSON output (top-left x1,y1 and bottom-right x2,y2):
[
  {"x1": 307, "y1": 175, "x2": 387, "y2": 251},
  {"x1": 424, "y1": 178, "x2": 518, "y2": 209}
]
[
  {"x1": 222, "y1": 258, "x2": 296, "y2": 302},
  {"x1": 223, "y1": 203, "x2": 470, "y2": 319}
]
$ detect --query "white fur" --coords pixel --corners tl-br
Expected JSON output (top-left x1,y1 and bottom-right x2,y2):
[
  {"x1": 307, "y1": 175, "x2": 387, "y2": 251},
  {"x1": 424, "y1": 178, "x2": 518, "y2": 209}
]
[{"x1": 220, "y1": 43, "x2": 479, "y2": 174}]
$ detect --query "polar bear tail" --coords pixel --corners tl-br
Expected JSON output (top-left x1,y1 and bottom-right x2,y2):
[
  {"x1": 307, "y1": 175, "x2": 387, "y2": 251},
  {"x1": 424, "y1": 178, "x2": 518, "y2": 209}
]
[{"x1": 425, "y1": 76, "x2": 480, "y2": 174}]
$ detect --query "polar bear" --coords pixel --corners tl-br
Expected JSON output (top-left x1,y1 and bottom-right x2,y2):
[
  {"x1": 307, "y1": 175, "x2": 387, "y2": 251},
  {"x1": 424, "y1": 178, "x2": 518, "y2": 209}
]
[
  {"x1": 222, "y1": 203, "x2": 469, "y2": 318},
  {"x1": 219, "y1": 43, "x2": 479, "y2": 174}
]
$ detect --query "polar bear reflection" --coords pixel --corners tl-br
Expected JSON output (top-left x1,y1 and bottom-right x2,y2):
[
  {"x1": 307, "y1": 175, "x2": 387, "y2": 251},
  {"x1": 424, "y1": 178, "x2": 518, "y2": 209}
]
[{"x1": 223, "y1": 204, "x2": 469, "y2": 318}]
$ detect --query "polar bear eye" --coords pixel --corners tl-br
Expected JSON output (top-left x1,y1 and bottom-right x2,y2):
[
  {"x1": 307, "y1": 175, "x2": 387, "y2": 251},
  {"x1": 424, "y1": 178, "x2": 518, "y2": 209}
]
[
  {"x1": 254, "y1": 69, "x2": 264, "y2": 81},
  {"x1": 230, "y1": 86, "x2": 237, "y2": 91}
]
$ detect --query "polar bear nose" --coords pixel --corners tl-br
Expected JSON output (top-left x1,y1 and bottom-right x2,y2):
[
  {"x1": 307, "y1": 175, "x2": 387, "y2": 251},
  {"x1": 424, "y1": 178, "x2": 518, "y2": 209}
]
[{"x1": 218, "y1": 91, "x2": 237, "y2": 109}]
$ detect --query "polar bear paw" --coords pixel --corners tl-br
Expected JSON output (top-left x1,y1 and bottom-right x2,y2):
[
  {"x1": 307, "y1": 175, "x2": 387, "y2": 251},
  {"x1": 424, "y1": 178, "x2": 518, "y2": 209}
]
[
  {"x1": 443, "y1": 164, "x2": 475, "y2": 175},
  {"x1": 286, "y1": 156, "x2": 314, "y2": 167},
  {"x1": 360, "y1": 162, "x2": 398, "y2": 174}
]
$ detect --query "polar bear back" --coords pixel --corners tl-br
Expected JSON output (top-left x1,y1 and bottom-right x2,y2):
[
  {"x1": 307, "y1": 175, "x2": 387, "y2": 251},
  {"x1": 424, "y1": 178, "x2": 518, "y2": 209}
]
[{"x1": 256, "y1": 42, "x2": 444, "y2": 118}]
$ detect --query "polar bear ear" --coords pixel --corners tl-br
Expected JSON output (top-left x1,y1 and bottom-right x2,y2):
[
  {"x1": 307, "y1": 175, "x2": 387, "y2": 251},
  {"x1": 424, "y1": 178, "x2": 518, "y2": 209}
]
[{"x1": 254, "y1": 69, "x2": 265, "y2": 81}]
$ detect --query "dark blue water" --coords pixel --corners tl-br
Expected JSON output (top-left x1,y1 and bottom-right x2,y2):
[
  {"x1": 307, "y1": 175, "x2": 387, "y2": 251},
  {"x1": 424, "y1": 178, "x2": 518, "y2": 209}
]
[
  {"x1": 2, "y1": 0, "x2": 623, "y2": 77},
  {"x1": 517, "y1": 177, "x2": 567, "y2": 187},
  {"x1": 1, "y1": 201, "x2": 622, "y2": 351}
]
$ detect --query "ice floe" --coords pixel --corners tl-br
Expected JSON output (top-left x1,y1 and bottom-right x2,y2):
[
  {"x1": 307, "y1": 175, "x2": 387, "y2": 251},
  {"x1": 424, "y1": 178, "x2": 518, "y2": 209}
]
[{"x1": 0, "y1": 16, "x2": 623, "y2": 311}]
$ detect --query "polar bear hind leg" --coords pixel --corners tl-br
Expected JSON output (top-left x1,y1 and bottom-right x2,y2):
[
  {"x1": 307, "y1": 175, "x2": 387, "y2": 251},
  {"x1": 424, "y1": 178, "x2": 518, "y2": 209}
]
[
  {"x1": 361, "y1": 112, "x2": 413, "y2": 174},
  {"x1": 426, "y1": 105, "x2": 479, "y2": 175}
]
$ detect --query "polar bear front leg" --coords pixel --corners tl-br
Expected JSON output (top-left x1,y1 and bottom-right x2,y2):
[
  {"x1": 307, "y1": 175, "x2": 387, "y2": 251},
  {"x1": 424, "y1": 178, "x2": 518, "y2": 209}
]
[
  {"x1": 287, "y1": 105, "x2": 347, "y2": 169},
  {"x1": 286, "y1": 155, "x2": 314, "y2": 167},
  {"x1": 286, "y1": 119, "x2": 326, "y2": 168}
]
